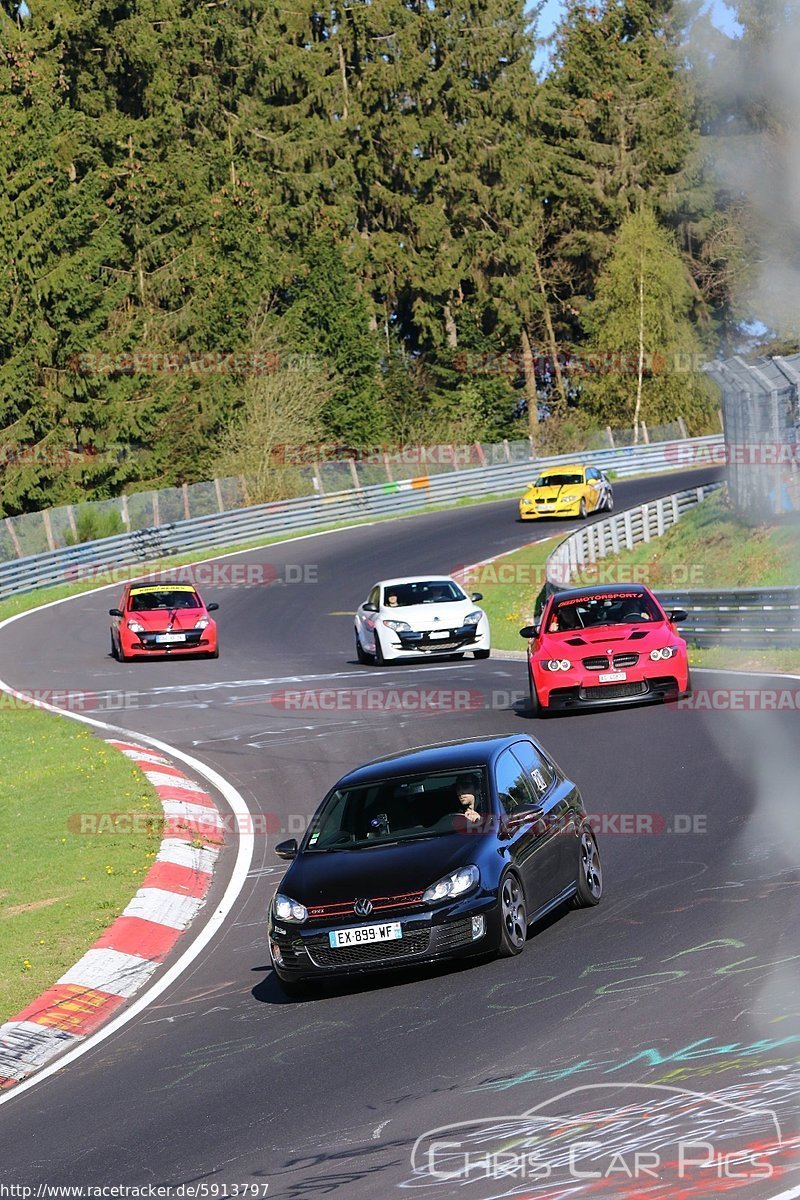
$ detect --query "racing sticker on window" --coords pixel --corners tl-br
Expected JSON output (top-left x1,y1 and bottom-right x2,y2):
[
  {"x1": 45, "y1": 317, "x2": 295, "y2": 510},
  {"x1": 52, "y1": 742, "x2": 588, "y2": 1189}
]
[
  {"x1": 130, "y1": 584, "x2": 198, "y2": 594},
  {"x1": 557, "y1": 592, "x2": 643, "y2": 606}
]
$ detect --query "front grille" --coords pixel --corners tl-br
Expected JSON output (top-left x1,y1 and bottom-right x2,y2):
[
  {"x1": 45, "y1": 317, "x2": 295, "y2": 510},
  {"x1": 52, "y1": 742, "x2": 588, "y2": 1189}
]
[
  {"x1": 307, "y1": 892, "x2": 424, "y2": 922},
  {"x1": 580, "y1": 681, "x2": 649, "y2": 700},
  {"x1": 305, "y1": 930, "x2": 430, "y2": 967},
  {"x1": 613, "y1": 653, "x2": 639, "y2": 668},
  {"x1": 582, "y1": 656, "x2": 609, "y2": 671},
  {"x1": 434, "y1": 918, "x2": 475, "y2": 952}
]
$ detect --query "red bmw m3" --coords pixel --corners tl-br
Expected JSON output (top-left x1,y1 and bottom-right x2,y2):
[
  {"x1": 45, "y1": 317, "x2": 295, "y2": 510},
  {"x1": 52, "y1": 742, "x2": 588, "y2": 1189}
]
[
  {"x1": 109, "y1": 583, "x2": 219, "y2": 661},
  {"x1": 520, "y1": 584, "x2": 690, "y2": 713}
]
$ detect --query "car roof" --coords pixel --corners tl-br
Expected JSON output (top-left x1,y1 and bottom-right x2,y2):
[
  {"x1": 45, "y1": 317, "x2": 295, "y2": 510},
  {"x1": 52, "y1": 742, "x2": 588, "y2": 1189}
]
[
  {"x1": 372, "y1": 576, "x2": 458, "y2": 588},
  {"x1": 335, "y1": 735, "x2": 538, "y2": 787},
  {"x1": 550, "y1": 583, "x2": 654, "y2": 602}
]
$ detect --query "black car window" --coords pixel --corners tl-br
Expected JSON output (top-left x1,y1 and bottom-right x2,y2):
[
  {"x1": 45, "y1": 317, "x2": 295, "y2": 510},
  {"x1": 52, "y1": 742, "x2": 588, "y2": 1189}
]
[
  {"x1": 553, "y1": 591, "x2": 661, "y2": 628},
  {"x1": 303, "y1": 769, "x2": 489, "y2": 851},
  {"x1": 510, "y1": 742, "x2": 554, "y2": 797},
  {"x1": 494, "y1": 749, "x2": 537, "y2": 815},
  {"x1": 533, "y1": 473, "x2": 582, "y2": 488},
  {"x1": 129, "y1": 589, "x2": 201, "y2": 611},
  {"x1": 382, "y1": 581, "x2": 466, "y2": 607}
]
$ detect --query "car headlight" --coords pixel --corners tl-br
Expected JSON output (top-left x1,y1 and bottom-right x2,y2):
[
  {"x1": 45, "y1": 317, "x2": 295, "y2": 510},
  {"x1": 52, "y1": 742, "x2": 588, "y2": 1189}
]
[
  {"x1": 126, "y1": 620, "x2": 144, "y2": 633},
  {"x1": 463, "y1": 610, "x2": 483, "y2": 626},
  {"x1": 273, "y1": 893, "x2": 308, "y2": 924},
  {"x1": 560, "y1": 494, "x2": 578, "y2": 503},
  {"x1": 543, "y1": 658, "x2": 572, "y2": 671},
  {"x1": 195, "y1": 617, "x2": 210, "y2": 629},
  {"x1": 650, "y1": 646, "x2": 679, "y2": 661},
  {"x1": 423, "y1": 865, "x2": 480, "y2": 904},
  {"x1": 383, "y1": 619, "x2": 411, "y2": 632}
]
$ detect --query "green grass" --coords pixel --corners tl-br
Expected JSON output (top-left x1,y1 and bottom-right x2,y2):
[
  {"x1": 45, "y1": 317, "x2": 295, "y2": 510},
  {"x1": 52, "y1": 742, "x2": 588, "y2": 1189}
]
[
  {"x1": 571, "y1": 491, "x2": 800, "y2": 591},
  {"x1": 685, "y1": 646, "x2": 800, "y2": 675},
  {"x1": 466, "y1": 534, "x2": 564, "y2": 651},
  {"x1": 0, "y1": 706, "x2": 164, "y2": 1020}
]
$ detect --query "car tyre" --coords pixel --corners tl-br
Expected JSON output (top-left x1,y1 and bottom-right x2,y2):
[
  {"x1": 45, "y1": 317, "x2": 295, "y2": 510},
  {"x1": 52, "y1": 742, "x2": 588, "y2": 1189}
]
[
  {"x1": 474, "y1": 648, "x2": 491, "y2": 659},
  {"x1": 528, "y1": 669, "x2": 546, "y2": 716},
  {"x1": 579, "y1": 498, "x2": 587, "y2": 519},
  {"x1": 355, "y1": 631, "x2": 372, "y2": 664},
  {"x1": 110, "y1": 633, "x2": 119, "y2": 661},
  {"x1": 605, "y1": 491, "x2": 614, "y2": 512},
  {"x1": 209, "y1": 643, "x2": 220, "y2": 659},
  {"x1": 573, "y1": 826, "x2": 603, "y2": 907},
  {"x1": 373, "y1": 631, "x2": 386, "y2": 666},
  {"x1": 497, "y1": 872, "x2": 528, "y2": 957}
]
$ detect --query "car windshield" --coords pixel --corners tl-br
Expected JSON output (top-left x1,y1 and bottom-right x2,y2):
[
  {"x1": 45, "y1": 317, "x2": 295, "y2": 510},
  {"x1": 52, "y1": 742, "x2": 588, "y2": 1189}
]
[
  {"x1": 303, "y1": 769, "x2": 488, "y2": 851},
  {"x1": 533, "y1": 473, "x2": 583, "y2": 487},
  {"x1": 548, "y1": 591, "x2": 662, "y2": 630},
  {"x1": 383, "y1": 581, "x2": 466, "y2": 607},
  {"x1": 128, "y1": 589, "x2": 202, "y2": 611}
]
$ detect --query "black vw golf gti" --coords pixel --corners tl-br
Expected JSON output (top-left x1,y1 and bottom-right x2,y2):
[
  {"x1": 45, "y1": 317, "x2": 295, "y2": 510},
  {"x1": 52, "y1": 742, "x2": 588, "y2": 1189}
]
[{"x1": 268, "y1": 735, "x2": 602, "y2": 994}]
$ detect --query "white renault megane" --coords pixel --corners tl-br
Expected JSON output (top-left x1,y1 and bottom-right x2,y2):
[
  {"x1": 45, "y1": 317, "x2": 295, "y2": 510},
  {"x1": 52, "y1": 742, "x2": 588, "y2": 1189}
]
[{"x1": 354, "y1": 576, "x2": 491, "y2": 665}]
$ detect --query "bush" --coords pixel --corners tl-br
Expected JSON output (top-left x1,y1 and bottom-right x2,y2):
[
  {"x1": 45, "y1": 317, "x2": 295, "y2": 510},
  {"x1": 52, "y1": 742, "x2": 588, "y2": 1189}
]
[{"x1": 65, "y1": 507, "x2": 125, "y2": 545}]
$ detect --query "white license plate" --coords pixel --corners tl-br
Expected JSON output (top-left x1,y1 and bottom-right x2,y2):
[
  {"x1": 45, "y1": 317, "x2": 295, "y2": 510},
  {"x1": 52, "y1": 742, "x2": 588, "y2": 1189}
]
[
  {"x1": 329, "y1": 922, "x2": 402, "y2": 947},
  {"x1": 428, "y1": 630, "x2": 450, "y2": 640},
  {"x1": 156, "y1": 633, "x2": 187, "y2": 644},
  {"x1": 599, "y1": 671, "x2": 626, "y2": 683}
]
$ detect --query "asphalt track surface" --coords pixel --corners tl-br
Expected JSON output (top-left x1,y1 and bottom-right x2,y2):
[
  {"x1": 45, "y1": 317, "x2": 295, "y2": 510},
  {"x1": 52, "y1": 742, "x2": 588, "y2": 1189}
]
[{"x1": 1, "y1": 467, "x2": 799, "y2": 1200}]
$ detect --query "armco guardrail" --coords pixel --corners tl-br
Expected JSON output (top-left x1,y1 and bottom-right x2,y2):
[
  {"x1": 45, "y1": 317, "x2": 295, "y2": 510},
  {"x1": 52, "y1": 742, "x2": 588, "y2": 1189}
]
[
  {"x1": 544, "y1": 484, "x2": 800, "y2": 647},
  {"x1": 655, "y1": 588, "x2": 800, "y2": 648},
  {"x1": 0, "y1": 435, "x2": 722, "y2": 604}
]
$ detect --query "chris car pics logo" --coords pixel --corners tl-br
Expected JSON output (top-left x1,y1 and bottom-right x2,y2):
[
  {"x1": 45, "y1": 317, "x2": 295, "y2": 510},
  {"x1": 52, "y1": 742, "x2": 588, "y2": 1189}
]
[{"x1": 407, "y1": 1082, "x2": 782, "y2": 1197}]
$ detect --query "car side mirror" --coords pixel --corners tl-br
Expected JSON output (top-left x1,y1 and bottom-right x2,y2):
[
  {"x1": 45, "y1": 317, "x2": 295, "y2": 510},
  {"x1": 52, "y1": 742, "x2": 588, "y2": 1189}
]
[
  {"x1": 109, "y1": 608, "x2": 123, "y2": 618},
  {"x1": 470, "y1": 592, "x2": 483, "y2": 602},
  {"x1": 362, "y1": 602, "x2": 378, "y2": 613},
  {"x1": 275, "y1": 838, "x2": 298, "y2": 860},
  {"x1": 519, "y1": 625, "x2": 539, "y2": 639},
  {"x1": 669, "y1": 609, "x2": 688, "y2": 623},
  {"x1": 206, "y1": 602, "x2": 219, "y2": 612}
]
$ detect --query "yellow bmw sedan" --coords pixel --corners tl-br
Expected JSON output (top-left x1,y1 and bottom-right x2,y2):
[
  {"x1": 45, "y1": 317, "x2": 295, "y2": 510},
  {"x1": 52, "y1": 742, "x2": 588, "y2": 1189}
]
[{"x1": 518, "y1": 464, "x2": 613, "y2": 520}]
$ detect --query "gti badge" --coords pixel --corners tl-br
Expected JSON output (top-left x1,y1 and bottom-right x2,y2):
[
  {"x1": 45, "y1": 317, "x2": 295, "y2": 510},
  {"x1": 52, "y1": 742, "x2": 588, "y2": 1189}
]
[{"x1": 354, "y1": 898, "x2": 373, "y2": 916}]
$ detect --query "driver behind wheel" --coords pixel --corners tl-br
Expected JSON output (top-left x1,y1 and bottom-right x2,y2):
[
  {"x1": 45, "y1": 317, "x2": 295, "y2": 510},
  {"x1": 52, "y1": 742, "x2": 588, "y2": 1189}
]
[{"x1": 455, "y1": 774, "x2": 482, "y2": 824}]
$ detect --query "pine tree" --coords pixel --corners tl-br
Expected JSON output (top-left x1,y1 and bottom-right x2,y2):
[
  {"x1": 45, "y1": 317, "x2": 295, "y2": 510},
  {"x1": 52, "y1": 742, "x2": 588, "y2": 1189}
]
[
  {"x1": 583, "y1": 206, "x2": 713, "y2": 436},
  {"x1": 535, "y1": 0, "x2": 694, "y2": 326}
]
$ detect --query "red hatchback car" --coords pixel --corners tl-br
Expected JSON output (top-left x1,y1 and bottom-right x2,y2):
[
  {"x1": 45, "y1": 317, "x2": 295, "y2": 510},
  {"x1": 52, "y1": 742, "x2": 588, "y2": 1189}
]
[
  {"x1": 520, "y1": 584, "x2": 690, "y2": 713},
  {"x1": 109, "y1": 583, "x2": 219, "y2": 661}
]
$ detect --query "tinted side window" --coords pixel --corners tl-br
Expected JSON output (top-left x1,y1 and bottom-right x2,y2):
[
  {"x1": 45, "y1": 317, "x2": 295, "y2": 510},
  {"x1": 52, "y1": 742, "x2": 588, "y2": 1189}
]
[
  {"x1": 494, "y1": 749, "x2": 537, "y2": 814},
  {"x1": 368, "y1": 586, "x2": 380, "y2": 607},
  {"x1": 511, "y1": 741, "x2": 555, "y2": 797},
  {"x1": 587, "y1": 468, "x2": 598, "y2": 481}
]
